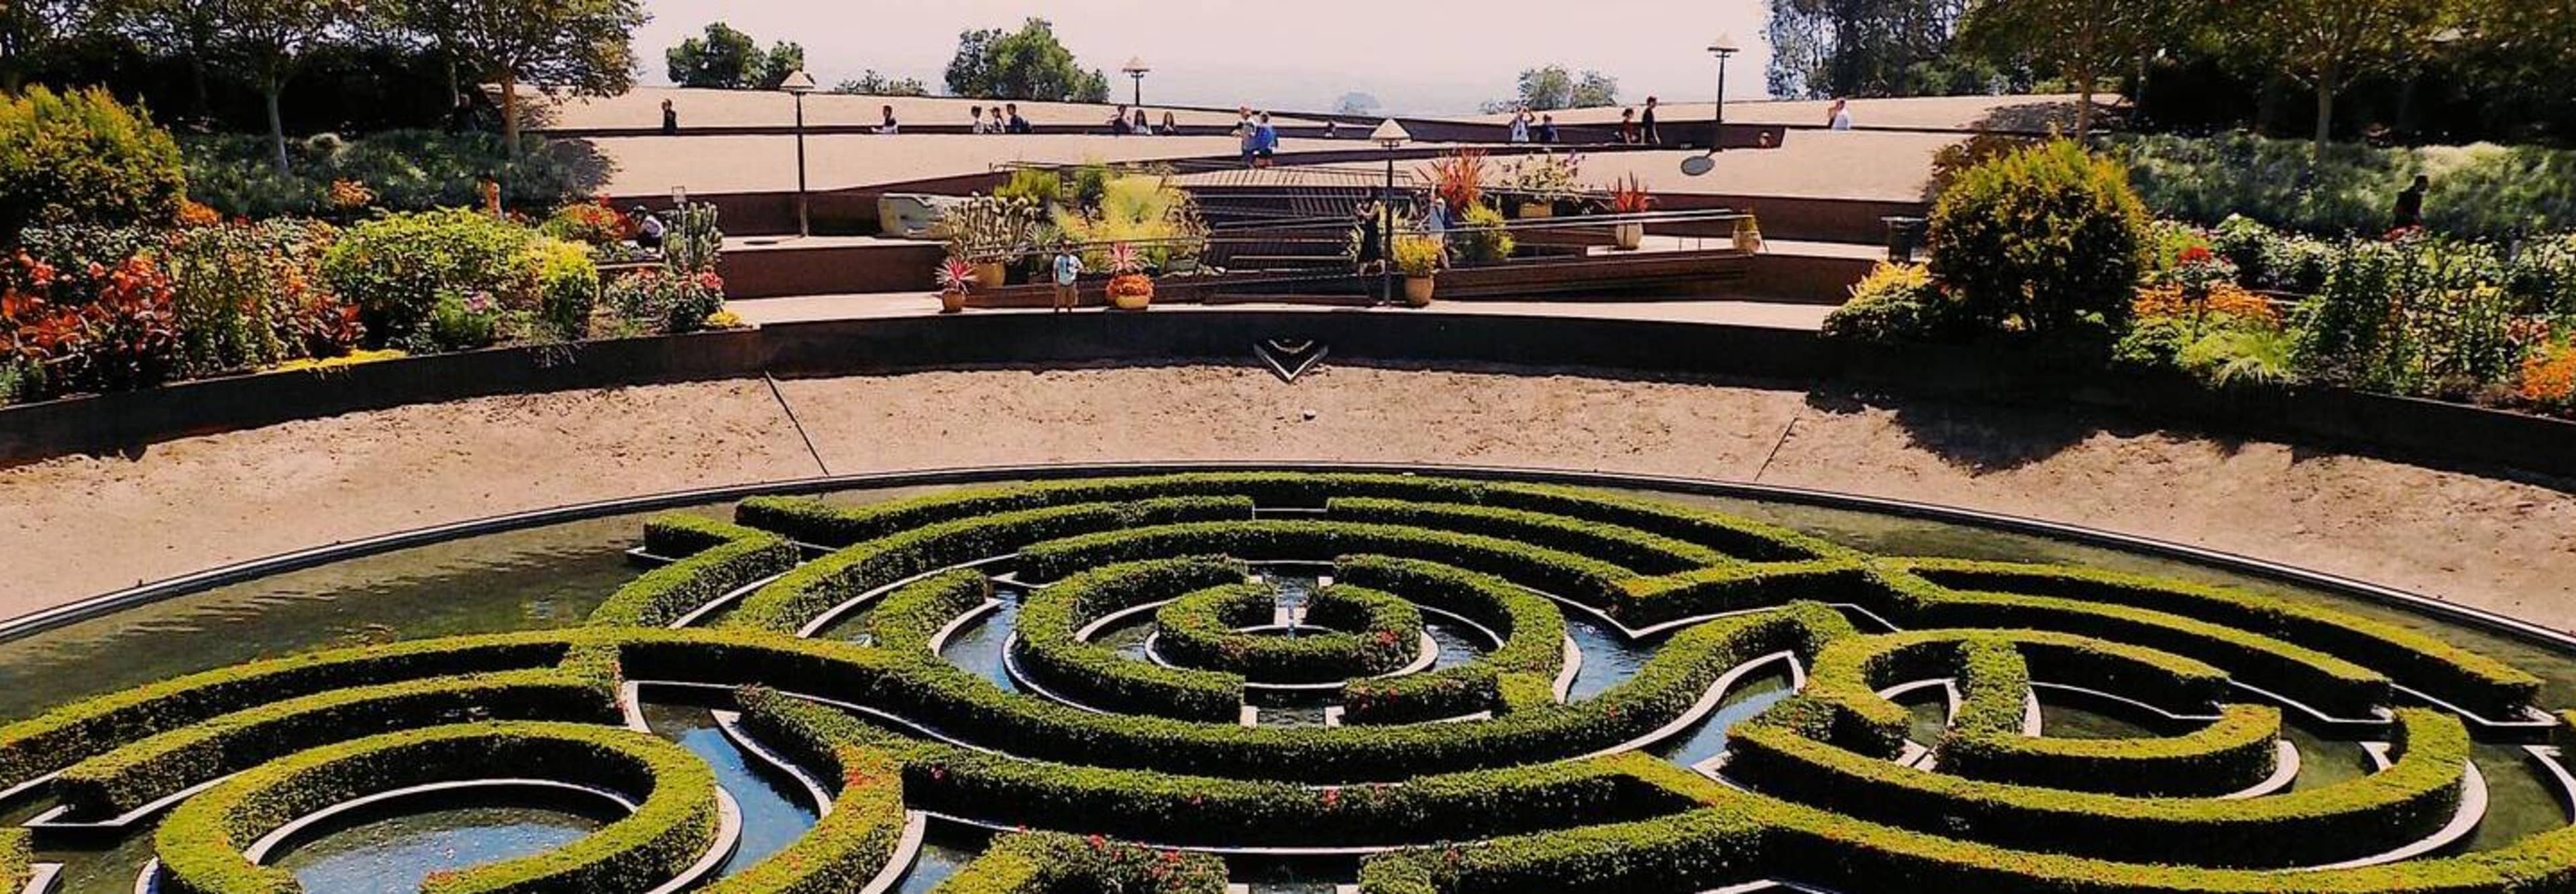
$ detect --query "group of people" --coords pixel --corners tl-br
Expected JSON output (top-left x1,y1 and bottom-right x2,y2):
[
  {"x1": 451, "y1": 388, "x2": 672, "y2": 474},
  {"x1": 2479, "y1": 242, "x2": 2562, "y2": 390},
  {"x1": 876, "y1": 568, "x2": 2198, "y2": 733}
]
[
  {"x1": 1236, "y1": 107, "x2": 1281, "y2": 167},
  {"x1": 1505, "y1": 97, "x2": 1667, "y2": 145},
  {"x1": 1106, "y1": 105, "x2": 1185, "y2": 135},
  {"x1": 966, "y1": 103, "x2": 1036, "y2": 133}
]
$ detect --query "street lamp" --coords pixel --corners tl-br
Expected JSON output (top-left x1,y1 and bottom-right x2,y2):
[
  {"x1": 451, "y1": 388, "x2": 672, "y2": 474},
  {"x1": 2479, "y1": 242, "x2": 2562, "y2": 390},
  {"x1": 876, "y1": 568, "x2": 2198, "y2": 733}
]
[
  {"x1": 1370, "y1": 119, "x2": 1410, "y2": 305},
  {"x1": 1707, "y1": 34, "x2": 1739, "y2": 152},
  {"x1": 778, "y1": 69, "x2": 818, "y2": 238},
  {"x1": 1122, "y1": 57, "x2": 1151, "y2": 109}
]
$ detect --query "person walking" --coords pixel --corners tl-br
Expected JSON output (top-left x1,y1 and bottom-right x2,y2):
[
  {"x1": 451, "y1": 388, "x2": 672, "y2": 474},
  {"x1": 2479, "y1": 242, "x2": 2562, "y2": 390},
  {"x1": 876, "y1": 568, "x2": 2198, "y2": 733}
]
[
  {"x1": 1642, "y1": 96, "x2": 1662, "y2": 145},
  {"x1": 1252, "y1": 112, "x2": 1280, "y2": 168},
  {"x1": 659, "y1": 99, "x2": 678, "y2": 135},
  {"x1": 1509, "y1": 108, "x2": 1532, "y2": 144},
  {"x1": 1537, "y1": 114, "x2": 1558, "y2": 144},
  {"x1": 877, "y1": 105, "x2": 900, "y2": 134},
  {"x1": 1619, "y1": 108, "x2": 1640, "y2": 144},
  {"x1": 969, "y1": 105, "x2": 989, "y2": 133},
  {"x1": 1051, "y1": 241, "x2": 1084, "y2": 313},
  {"x1": 1237, "y1": 107, "x2": 1259, "y2": 167},
  {"x1": 1005, "y1": 103, "x2": 1032, "y2": 133},
  {"x1": 1827, "y1": 98, "x2": 1853, "y2": 131},
  {"x1": 1132, "y1": 108, "x2": 1151, "y2": 135},
  {"x1": 1110, "y1": 105, "x2": 1132, "y2": 135},
  {"x1": 2393, "y1": 174, "x2": 2431, "y2": 231}
]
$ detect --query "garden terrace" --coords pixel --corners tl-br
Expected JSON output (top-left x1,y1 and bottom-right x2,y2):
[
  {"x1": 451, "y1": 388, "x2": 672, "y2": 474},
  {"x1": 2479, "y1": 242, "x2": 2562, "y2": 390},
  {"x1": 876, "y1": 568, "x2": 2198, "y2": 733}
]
[{"x1": 1, "y1": 470, "x2": 2572, "y2": 893}]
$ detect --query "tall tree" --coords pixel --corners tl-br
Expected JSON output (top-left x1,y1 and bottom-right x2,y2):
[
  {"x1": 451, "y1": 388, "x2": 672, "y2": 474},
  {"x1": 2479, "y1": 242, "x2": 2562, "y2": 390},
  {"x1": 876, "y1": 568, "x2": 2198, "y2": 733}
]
[
  {"x1": 2225, "y1": 0, "x2": 2461, "y2": 152},
  {"x1": 942, "y1": 18, "x2": 1108, "y2": 103},
  {"x1": 400, "y1": 0, "x2": 644, "y2": 152},
  {"x1": 99, "y1": 0, "x2": 222, "y2": 124},
  {"x1": 1764, "y1": 0, "x2": 1975, "y2": 99},
  {"x1": 0, "y1": 0, "x2": 80, "y2": 91},
  {"x1": 209, "y1": 0, "x2": 359, "y2": 172},
  {"x1": 1481, "y1": 65, "x2": 1619, "y2": 113},
  {"x1": 1961, "y1": 0, "x2": 2178, "y2": 137},
  {"x1": 665, "y1": 21, "x2": 799, "y2": 90}
]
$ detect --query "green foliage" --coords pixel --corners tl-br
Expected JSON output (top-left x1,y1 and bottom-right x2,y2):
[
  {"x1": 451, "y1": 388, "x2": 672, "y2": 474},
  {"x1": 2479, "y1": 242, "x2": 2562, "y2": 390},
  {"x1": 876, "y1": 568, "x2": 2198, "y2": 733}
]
[
  {"x1": 932, "y1": 831, "x2": 1226, "y2": 894},
  {"x1": 993, "y1": 168, "x2": 1065, "y2": 211},
  {"x1": 718, "y1": 691, "x2": 910, "y2": 894},
  {"x1": 154, "y1": 218, "x2": 358, "y2": 375},
  {"x1": 0, "y1": 828, "x2": 22, "y2": 892},
  {"x1": 1926, "y1": 139, "x2": 2149, "y2": 335},
  {"x1": 1481, "y1": 65, "x2": 1619, "y2": 113},
  {"x1": 0, "y1": 85, "x2": 186, "y2": 245},
  {"x1": 943, "y1": 19, "x2": 1111, "y2": 103},
  {"x1": 2178, "y1": 327, "x2": 2296, "y2": 388},
  {"x1": 1391, "y1": 233, "x2": 1444, "y2": 278},
  {"x1": 1822, "y1": 262, "x2": 1954, "y2": 343},
  {"x1": 665, "y1": 21, "x2": 803, "y2": 90},
  {"x1": 590, "y1": 514, "x2": 798, "y2": 628},
  {"x1": 182, "y1": 130, "x2": 594, "y2": 219},
  {"x1": 1155, "y1": 583, "x2": 1424, "y2": 683},
  {"x1": 605, "y1": 267, "x2": 725, "y2": 335},
  {"x1": 2111, "y1": 133, "x2": 2576, "y2": 243},
  {"x1": 1011, "y1": 559, "x2": 1250, "y2": 722},
  {"x1": 527, "y1": 236, "x2": 599, "y2": 339},
  {"x1": 321, "y1": 209, "x2": 544, "y2": 348},
  {"x1": 830, "y1": 71, "x2": 932, "y2": 97},
  {"x1": 1052, "y1": 174, "x2": 1207, "y2": 271},
  {"x1": 1454, "y1": 203, "x2": 1515, "y2": 266}
]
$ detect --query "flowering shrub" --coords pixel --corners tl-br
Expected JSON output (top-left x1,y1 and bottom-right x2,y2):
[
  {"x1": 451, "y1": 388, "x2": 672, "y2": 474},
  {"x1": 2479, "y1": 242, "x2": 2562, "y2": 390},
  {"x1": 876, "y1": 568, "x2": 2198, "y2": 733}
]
[
  {"x1": 2520, "y1": 341, "x2": 2576, "y2": 412},
  {"x1": 540, "y1": 197, "x2": 635, "y2": 247},
  {"x1": 322, "y1": 209, "x2": 544, "y2": 348},
  {"x1": 0, "y1": 86, "x2": 185, "y2": 245},
  {"x1": 160, "y1": 219, "x2": 357, "y2": 375},
  {"x1": 606, "y1": 268, "x2": 726, "y2": 335},
  {"x1": 327, "y1": 179, "x2": 376, "y2": 215},
  {"x1": 1501, "y1": 151, "x2": 1583, "y2": 207},
  {"x1": 1823, "y1": 262, "x2": 1953, "y2": 344},
  {"x1": 1, "y1": 254, "x2": 182, "y2": 398}
]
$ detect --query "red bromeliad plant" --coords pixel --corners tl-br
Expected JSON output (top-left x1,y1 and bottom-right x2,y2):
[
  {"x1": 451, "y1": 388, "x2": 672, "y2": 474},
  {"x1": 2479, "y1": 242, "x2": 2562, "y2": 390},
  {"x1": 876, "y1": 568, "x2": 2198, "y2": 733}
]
[
  {"x1": 1422, "y1": 149, "x2": 1488, "y2": 216},
  {"x1": 936, "y1": 256, "x2": 979, "y2": 293},
  {"x1": 1608, "y1": 174, "x2": 1654, "y2": 215},
  {"x1": 1105, "y1": 242, "x2": 1154, "y2": 300},
  {"x1": 2, "y1": 253, "x2": 183, "y2": 397}
]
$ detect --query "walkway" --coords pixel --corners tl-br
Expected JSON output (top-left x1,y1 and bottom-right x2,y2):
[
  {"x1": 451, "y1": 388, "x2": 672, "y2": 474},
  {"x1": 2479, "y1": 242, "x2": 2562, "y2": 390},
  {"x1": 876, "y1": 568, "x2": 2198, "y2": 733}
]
[{"x1": 724, "y1": 293, "x2": 1839, "y2": 331}]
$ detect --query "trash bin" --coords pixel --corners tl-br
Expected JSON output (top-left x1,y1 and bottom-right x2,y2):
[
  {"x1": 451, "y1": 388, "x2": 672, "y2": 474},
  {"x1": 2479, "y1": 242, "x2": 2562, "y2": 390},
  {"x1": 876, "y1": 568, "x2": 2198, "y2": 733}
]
[{"x1": 1882, "y1": 216, "x2": 1927, "y2": 264}]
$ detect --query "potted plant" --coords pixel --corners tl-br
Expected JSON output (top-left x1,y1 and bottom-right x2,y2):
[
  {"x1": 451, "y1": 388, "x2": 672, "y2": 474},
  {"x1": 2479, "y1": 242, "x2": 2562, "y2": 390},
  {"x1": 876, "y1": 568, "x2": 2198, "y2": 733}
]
[
  {"x1": 1105, "y1": 242, "x2": 1155, "y2": 310},
  {"x1": 934, "y1": 256, "x2": 977, "y2": 313},
  {"x1": 1393, "y1": 233, "x2": 1444, "y2": 306},
  {"x1": 1608, "y1": 174, "x2": 1653, "y2": 251},
  {"x1": 1733, "y1": 215, "x2": 1765, "y2": 254},
  {"x1": 931, "y1": 194, "x2": 1038, "y2": 290},
  {"x1": 1505, "y1": 151, "x2": 1581, "y2": 219}
]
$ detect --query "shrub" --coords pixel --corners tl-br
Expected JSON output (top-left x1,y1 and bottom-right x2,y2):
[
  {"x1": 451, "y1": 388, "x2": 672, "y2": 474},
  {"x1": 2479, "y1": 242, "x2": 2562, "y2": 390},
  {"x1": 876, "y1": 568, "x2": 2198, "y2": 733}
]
[
  {"x1": 1392, "y1": 233, "x2": 1445, "y2": 278},
  {"x1": 1822, "y1": 262, "x2": 1951, "y2": 343},
  {"x1": 1154, "y1": 583, "x2": 1423, "y2": 683},
  {"x1": 1926, "y1": 139, "x2": 2149, "y2": 335},
  {"x1": 527, "y1": 236, "x2": 600, "y2": 339},
  {"x1": 1454, "y1": 203, "x2": 1515, "y2": 266},
  {"x1": 606, "y1": 267, "x2": 727, "y2": 335},
  {"x1": 934, "y1": 831, "x2": 1228, "y2": 894},
  {"x1": 539, "y1": 197, "x2": 634, "y2": 246},
  {"x1": 0, "y1": 252, "x2": 184, "y2": 398},
  {"x1": 2110, "y1": 132, "x2": 2576, "y2": 242},
  {"x1": 181, "y1": 130, "x2": 593, "y2": 220},
  {"x1": 0, "y1": 86, "x2": 186, "y2": 245},
  {"x1": 158, "y1": 219, "x2": 357, "y2": 376},
  {"x1": 322, "y1": 209, "x2": 544, "y2": 348},
  {"x1": 590, "y1": 514, "x2": 798, "y2": 628}
]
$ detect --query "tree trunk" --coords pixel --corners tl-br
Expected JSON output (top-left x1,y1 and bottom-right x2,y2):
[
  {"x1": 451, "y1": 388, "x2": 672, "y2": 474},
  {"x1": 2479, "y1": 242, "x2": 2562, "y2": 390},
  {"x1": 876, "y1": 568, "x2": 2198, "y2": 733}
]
[
  {"x1": 2076, "y1": 69, "x2": 2096, "y2": 140},
  {"x1": 189, "y1": 59, "x2": 211, "y2": 128},
  {"x1": 264, "y1": 83, "x2": 289, "y2": 173},
  {"x1": 2314, "y1": 82, "x2": 2335, "y2": 156},
  {"x1": 500, "y1": 71, "x2": 521, "y2": 156}
]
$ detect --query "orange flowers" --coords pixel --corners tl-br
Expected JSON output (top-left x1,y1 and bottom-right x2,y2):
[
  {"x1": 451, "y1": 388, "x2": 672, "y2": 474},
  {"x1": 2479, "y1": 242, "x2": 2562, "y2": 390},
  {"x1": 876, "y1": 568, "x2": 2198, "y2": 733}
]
[
  {"x1": 2132, "y1": 282, "x2": 2282, "y2": 330},
  {"x1": 2520, "y1": 343, "x2": 2576, "y2": 408}
]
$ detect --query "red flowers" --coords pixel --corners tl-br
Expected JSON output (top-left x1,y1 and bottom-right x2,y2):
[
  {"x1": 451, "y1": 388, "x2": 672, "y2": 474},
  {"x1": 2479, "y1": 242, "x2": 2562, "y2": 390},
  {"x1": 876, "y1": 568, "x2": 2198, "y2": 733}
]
[{"x1": 2177, "y1": 245, "x2": 2215, "y2": 265}]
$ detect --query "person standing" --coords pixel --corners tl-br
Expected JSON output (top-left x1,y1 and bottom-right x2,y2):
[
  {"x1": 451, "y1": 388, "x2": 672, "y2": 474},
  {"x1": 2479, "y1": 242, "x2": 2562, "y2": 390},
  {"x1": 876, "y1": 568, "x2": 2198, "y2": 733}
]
[
  {"x1": 1827, "y1": 98, "x2": 1853, "y2": 131},
  {"x1": 1642, "y1": 96, "x2": 1662, "y2": 145},
  {"x1": 1509, "y1": 108, "x2": 1532, "y2": 144},
  {"x1": 1618, "y1": 108, "x2": 1640, "y2": 144},
  {"x1": 877, "y1": 105, "x2": 900, "y2": 134},
  {"x1": 1005, "y1": 103, "x2": 1032, "y2": 134},
  {"x1": 659, "y1": 99, "x2": 678, "y2": 135},
  {"x1": 1132, "y1": 108, "x2": 1150, "y2": 135},
  {"x1": 2393, "y1": 174, "x2": 2430, "y2": 230},
  {"x1": 1537, "y1": 114, "x2": 1558, "y2": 144},
  {"x1": 1238, "y1": 107, "x2": 1259, "y2": 167},
  {"x1": 1052, "y1": 241, "x2": 1084, "y2": 313},
  {"x1": 1159, "y1": 111, "x2": 1181, "y2": 135},
  {"x1": 1252, "y1": 112, "x2": 1280, "y2": 168},
  {"x1": 969, "y1": 105, "x2": 992, "y2": 133}
]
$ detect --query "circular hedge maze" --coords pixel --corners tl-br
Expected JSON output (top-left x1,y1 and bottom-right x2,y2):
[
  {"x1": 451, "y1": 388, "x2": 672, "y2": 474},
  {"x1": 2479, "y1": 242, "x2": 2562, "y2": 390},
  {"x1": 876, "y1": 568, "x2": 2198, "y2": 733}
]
[{"x1": 5, "y1": 471, "x2": 2576, "y2": 893}]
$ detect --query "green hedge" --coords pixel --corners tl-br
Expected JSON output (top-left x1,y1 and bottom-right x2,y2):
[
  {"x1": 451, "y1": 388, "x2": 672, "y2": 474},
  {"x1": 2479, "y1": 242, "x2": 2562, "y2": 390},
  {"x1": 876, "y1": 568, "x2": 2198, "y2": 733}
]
[
  {"x1": 1357, "y1": 806, "x2": 1768, "y2": 894},
  {"x1": 0, "y1": 828, "x2": 25, "y2": 893},
  {"x1": 1334, "y1": 556, "x2": 1567, "y2": 724},
  {"x1": 716, "y1": 690, "x2": 911, "y2": 894},
  {"x1": 1945, "y1": 704, "x2": 2282, "y2": 798},
  {"x1": 1154, "y1": 583, "x2": 1423, "y2": 683},
  {"x1": 726, "y1": 496, "x2": 1252, "y2": 633},
  {"x1": 154, "y1": 720, "x2": 718, "y2": 894},
  {"x1": 0, "y1": 630, "x2": 577, "y2": 792},
  {"x1": 929, "y1": 831, "x2": 1228, "y2": 894},
  {"x1": 865, "y1": 569, "x2": 998, "y2": 651},
  {"x1": 1010, "y1": 559, "x2": 1249, "y2": 722},
  {"x1": 1323, "y1": 497, "x2": 1731, "y2": 574},
  {"x1": 590, "y1": 514, "x2": 799, "y2": 628},
  {"x1": 1726, "y1": 707, "x2": 2469, "y2": 869},
  {"x1": 1017, "y1": 520, "x2": 1636, "y2": 614},
  {"x1": 1899, "y1": 559, "x2": 2540, "y2": 718},
  {"x1": 54, "y1": 669, "x2": 617, "y2": 817}
]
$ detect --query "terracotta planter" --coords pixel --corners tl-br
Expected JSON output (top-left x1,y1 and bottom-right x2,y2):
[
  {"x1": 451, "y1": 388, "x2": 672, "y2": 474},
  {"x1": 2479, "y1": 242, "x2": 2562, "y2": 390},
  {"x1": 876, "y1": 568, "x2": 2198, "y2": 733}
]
[
  {"x1": 938, "y1": 290, "x2": 967, "y2": 314},
  {"x1": 972, "y1": 262, "x2": 1009, "y2": 291},
  {"x1": 1403, "y1": 276, "x2": 1436, "y2": 306},
  {"x1": 1612, "y1": 223, "x2": 1645, "y2": 251},
  {"x1": 1108, "y1": 274, "x2": 1155, "y2": 311},
  {"x1": 1733, "y1": 228, "x2": 1764, "y2": 254}
]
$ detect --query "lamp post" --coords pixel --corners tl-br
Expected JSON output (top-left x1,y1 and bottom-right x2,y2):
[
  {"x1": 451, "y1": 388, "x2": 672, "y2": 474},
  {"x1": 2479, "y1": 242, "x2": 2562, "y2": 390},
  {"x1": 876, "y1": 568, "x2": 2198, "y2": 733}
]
[
  {"x1": 778, "y1": 70, "x2": 818, "y2": 238},
  {"x1": 1370, "y1": 119, "x2": 1410, "y2": 305},
  {"x1": 1707, "y1": 34, "x2": 1739, "y2": 152},
  {"x1": 1122, "y1": 57, "x2": 1151, "y2": 109}
]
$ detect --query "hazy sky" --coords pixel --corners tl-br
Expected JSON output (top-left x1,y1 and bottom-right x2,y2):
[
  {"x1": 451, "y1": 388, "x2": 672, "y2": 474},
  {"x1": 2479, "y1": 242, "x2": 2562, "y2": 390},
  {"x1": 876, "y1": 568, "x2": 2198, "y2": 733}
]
[{"x1": 635, "y1": 1, "x2": 1778, "y2": 115}]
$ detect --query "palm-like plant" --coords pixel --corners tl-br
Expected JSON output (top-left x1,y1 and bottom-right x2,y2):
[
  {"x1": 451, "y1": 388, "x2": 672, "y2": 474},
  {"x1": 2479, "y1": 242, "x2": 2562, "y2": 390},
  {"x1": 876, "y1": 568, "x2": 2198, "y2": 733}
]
[{"x1": 936, "y1": 256, "x2": 978, "y2": 293}]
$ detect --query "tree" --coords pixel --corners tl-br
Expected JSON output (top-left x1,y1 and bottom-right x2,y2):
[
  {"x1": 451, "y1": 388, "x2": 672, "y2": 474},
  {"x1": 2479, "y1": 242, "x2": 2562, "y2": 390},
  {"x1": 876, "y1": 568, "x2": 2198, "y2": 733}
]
[
  {"x1": 400, "y1": 0, "x2": 645, "y2": 152},
  {"x1": 97, "y1": 0, "x2": 222, "y2": 124},
  {"x1": 1481, "y1": 65, "x2": 1618, "y2": 113},
  {"x1": 832, "y1": 71, "x2": 930, "y2": 97},
  {"x1": 208, "y1": 0, "x2": 359, "y2": 172},
  {"x1": 0, "y1": 0, "x2": 81, "y2": 91},
  {"x1": 2224, "y1": 0, "x2": 2462, "y2": 152},
  {"x1": 1764, "y1": 0, "x2": 1976, "y2": 99},
  {"x1": 665, "y1": 21, "x2": 800, "y2": 90},
  {"x1": 1335, "y1": 92, "x2": 1382, "y2": 115},
  {"x1": 1961, "y1": 0, "x2": 2178, "y2": 137},
  {"x1": 942, "y1": 18, "x2": 1108, "y2": 103}
]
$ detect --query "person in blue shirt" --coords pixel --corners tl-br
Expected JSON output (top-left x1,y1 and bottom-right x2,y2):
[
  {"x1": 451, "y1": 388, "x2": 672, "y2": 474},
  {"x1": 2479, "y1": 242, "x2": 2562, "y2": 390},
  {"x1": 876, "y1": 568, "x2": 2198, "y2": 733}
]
[
  {"x1": 1252, "y1": 112, "x2": 1280, "y2": 168},
  {"x1": 1536, "y1": 114, "x2": 1558, "y2": 144},
  {"x1": 1005, "y1": 103, "x2": 1033, "y2": 134},
  {"x1": 1051, "y1": 242, "x2": 1084, "y2": 313}
]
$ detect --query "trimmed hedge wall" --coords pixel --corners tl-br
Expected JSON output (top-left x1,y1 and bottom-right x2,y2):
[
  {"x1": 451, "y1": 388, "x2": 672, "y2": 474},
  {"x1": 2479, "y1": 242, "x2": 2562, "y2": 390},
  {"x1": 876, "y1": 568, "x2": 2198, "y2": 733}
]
[
  {"x1": 715, "y1": 689, "x2": 911, "y2": 894},
  {"x1": 727, "y1": 496, "x2": 1254, "y2": 633},
  {"x1": 1726, "y1": 706, "x2": 2469, "y2": 869},
  {"x1": 0, "y1": 630, "x2": 577, "y2": 793},
  {"x1": 54, "y1": 669, "x2": 618, "y2": 816},
  {"x1": 1, "y1": 829, "x2": 25, "y2": 893},
  {"x1": 591, "y1": 514, "x2": 798, "y2": 628},
  {"x1": 929, "y1": 831, "x2": 1228, "y2": 894},
  {"x1": 1018, "y1": 520, "x2": 1637, "y2": 613},
  {"x1": 1010, "y1": 558, "x2": 1249, "y2": 722},
  {"x1": 154, "y1": 720, "x2": 719, "y2": 894},
  {"x1": 1356, "y1": 807, "x2": 1768, "y2": 894},
  {"x1": 1323, "y1": 497, "x2": 1732, "y2": 574},
  {"x1": 1334, "y1": 556, "x2": 1568, "y2": 724},
  {"x1": 1153, "y1": 583, "x2": 1423, "y2": 683}
]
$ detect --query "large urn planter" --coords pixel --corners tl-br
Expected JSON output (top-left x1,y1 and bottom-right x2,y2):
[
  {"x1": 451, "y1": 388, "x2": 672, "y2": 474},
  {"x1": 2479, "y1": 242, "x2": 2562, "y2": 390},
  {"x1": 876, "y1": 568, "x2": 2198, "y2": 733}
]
[
  {"x1": 972, "y1": 261, "x2": 1010, "y2": 291},
  {"x1": 1403, "y1": 275, "x2": 1437, "y2": 307},
  {"x1": 1612, "y1": 223, "x2": 1646, "y2": 251},
  {"x1": 1108, "y1": 274, "x2": 1155, "y2": 311}
]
